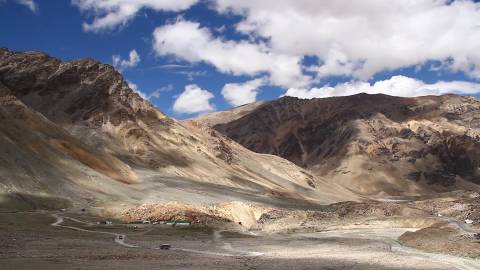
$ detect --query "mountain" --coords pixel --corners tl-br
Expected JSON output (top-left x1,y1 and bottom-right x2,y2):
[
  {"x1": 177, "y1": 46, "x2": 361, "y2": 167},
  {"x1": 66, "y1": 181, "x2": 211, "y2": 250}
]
[
  {"x1": 197, "y1": 94, "x2": 480, "y2": 197},
  {"x1": 0, "y1": 48, "x2": 356, "y2": 213},
  {"x1": 194, "y1": 101, "x2": 266, "y2": 127}
]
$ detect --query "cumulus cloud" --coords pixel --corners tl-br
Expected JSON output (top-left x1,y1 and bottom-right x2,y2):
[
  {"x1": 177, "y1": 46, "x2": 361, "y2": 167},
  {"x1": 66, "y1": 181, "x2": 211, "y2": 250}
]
[
  {"x1": 213, "y1": 0, "x2": 480, "y2": 80},
  {"x1": 173, "y1": 84, "x2": 215, "y2": 114},
  {"x1": 221, "y1": 78, "x2": 265, "y2": 107},
  {"x1": 152, "y1": 20, "x2": 309, "y2": 88},
  {"x1": 17, "y1": 0, "x2": 37, "y2": 13},
  {"x1": 72, "y1": 0, "x2": 198, "y2": 32},
  {"x1": 284, "y1": 76, "x2": 480, "y2": 99},
  {"x1": 113, "y1": 49, "x2": 140, "y2": 70}
]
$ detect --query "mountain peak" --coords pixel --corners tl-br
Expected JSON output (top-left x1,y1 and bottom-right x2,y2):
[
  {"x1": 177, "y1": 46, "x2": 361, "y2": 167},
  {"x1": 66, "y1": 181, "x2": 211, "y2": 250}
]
[{"x1": 0, "y1": 49, "x2": 157, "y2": 127}]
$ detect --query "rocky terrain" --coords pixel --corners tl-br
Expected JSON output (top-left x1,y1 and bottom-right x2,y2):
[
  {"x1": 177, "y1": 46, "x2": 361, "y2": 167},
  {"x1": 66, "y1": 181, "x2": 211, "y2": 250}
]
[
  {"x1": 199, "y1": 94, "x2": 480, "y2": 196},
  {"x1": 2, "y1": 48, "x2": 480, "y2": 269},
  {"x1": 0, "y1": 48, "x2": 359, "y2": 213}
]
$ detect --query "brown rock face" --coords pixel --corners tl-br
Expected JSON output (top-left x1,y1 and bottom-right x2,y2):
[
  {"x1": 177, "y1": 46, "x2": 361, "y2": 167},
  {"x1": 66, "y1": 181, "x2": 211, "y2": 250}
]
[
  {"x1": 0, "y1": 48, "x2": 356, "y2": 209},
  {"x1": 214, "y1": 94, "x2": 413, "y2": 166},
  {"x1": 203, "y1": 93, "x2": 480, "y2": 195},
  {"x1": 0, "y1": 48, "x2": 154, "y2": 127}
]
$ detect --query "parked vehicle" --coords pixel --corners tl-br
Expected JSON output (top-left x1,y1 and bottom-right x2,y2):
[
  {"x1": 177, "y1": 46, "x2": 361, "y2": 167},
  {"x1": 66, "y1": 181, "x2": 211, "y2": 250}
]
[{"x1": 160, "y1": 244, "x2": 171, "y2": 250}]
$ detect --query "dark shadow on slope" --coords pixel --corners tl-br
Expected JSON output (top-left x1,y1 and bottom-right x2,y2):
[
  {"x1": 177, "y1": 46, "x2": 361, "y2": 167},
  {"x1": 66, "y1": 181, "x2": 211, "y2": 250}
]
[
  {"x1": 213, "y1": 93, "x2": 447, "y2": 170},
  {"x1": 0, "y1": 192, "x2": 72, "y2": 211}
]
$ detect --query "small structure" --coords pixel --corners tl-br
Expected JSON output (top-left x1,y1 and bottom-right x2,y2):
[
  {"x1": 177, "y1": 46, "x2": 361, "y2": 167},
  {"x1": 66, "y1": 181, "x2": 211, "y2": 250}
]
[
  {"x1": 142, "y1": 220, "x2": 151, "y2": 224},
  {"x1": 160, "y1": 244, "x2": 171, "y2": 250},
  {"x1": 465, "y1": 219, "x2": 474, "y2": 224},
  {"x1": 163, "y1": 221, "x2": 191, "y2": 226},
  {"x1": 97, "y1": 220, "x2": 113, "y2": 225},
  {"x1": 151, "y1": 221, "x2": 167, "y2": 225},
  {"x1": 175, "y1": 221, "x2": 191, "y2": 227}
]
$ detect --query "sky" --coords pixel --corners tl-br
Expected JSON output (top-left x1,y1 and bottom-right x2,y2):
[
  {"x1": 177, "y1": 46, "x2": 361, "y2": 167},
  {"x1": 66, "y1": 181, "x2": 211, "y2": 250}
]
[{"x1": 1, "y1": 0, "x2": 480, "y2": 118}]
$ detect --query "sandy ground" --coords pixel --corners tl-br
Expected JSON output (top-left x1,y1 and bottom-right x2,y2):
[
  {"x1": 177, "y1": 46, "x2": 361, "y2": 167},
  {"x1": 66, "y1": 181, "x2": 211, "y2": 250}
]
[{"x1": 1, "y1": 211, "x2": 480, "y2": 270}]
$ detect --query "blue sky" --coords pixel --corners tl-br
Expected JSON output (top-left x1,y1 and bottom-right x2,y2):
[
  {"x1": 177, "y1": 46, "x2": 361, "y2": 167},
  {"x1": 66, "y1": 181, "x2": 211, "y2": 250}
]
[{"x1": 1, "y1": 0, "x2": 480, "y2": 118}]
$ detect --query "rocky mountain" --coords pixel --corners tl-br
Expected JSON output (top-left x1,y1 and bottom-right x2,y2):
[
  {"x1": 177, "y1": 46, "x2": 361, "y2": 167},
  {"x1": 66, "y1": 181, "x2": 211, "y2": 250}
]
[
  {"x1": 0, "y1": 48, "x2": 356, "y2": 213},
  {"x1": 195, "y1": 101, "x2": 266, "y2": 127},
  {"x1": 198, "y1": 94, "x2": 480, "y2": 197}
]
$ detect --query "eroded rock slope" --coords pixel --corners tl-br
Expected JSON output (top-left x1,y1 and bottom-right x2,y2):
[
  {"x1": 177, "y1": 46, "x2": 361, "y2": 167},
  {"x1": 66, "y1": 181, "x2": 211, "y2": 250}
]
[
  {"x1": 0, "y1": 48, "x2": 355, "y2": 211},
  {"x1": 200, "y1": 94, "x2": 480, "y2": 196}
]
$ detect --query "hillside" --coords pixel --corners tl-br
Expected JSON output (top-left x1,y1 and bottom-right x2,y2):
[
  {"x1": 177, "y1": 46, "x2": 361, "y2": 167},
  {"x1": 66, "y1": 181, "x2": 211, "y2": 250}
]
[
  {"x1": 0, "y1": 48, "x2": 356, "y2": 213},
  {"x1": 198, "y1": 94, "x2": 480, "y2": 196}
]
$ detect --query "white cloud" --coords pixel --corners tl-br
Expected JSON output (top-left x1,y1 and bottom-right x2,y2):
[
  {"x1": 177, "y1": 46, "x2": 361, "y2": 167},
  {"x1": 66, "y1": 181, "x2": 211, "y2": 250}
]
[
  {"x1": 149, "y1": 84, "x2": 174, "y2": 99},
  {"x1": 213, "y1": 0, "x2": 480, "y2": 80},
  {"x1": 284, "y1": 76, "x2": 480, "y2": 99},
  {"x1": 113, "y1": 49, "x2": 140, "y2": 70},
  {"x1": 17, "y1": 0, "x2": 37, "y2": 13},
  {"x1": 176, "y1": 70, "x2": 207, "y2": 81},
  {"x1": 152, "y1": 20, "x2": 309, "y2": 88},
  {"x1": 72, "y1": 0, "x2": 198, "y2": 32},
  {"x1": 221, "y1": 78, "x2": 265, "y2": 107},
  {"x1": 155, "y1": 64, "x2": 190, "y2": 69},
  {"x1": 173, "y1": 84, "x2": 215, "y2": 114}
]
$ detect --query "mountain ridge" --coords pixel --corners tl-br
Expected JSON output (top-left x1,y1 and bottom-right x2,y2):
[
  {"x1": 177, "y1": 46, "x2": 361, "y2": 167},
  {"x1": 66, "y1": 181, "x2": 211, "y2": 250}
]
[
  {"x1": 197, "y1": 92, "x2": 480, "y2": 196},
  {"x1": 0, "y1": 48, "x2": 356, "y2": 213}
]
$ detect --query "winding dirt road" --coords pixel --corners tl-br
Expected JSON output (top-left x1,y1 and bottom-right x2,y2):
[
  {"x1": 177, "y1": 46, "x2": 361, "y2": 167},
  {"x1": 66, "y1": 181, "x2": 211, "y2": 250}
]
[
  {"x1": 50, "y1": 213, "x2": 262, "y2": 257},
  {"x1": 50, "y1": 213, "x2": 480, "y2": 269},
  {"x1": 51, "y1": 214, "x2": 137, "y2": 248}
]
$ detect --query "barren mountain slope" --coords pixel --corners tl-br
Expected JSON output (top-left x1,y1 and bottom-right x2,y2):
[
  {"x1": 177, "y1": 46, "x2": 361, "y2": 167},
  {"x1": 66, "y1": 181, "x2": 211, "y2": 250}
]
[
  {"x1": 0, "y1": 48, "x2": 356, "y2": 211},
  {"x1": 0, "y1": 81, "x2": 142, "y2": 209},
  {"x1": 200, "y1": 94, "x2": 480, "y2": 196}
]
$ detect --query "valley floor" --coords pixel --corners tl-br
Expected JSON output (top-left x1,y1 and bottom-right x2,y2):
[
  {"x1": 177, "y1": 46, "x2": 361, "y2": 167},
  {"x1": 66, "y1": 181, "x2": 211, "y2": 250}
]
[{"x1": 1, "y1": 211, "x2": 479, "y2": 270}]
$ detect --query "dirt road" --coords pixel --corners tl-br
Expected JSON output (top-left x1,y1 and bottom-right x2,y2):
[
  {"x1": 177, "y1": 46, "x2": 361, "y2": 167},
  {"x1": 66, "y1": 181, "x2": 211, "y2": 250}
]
[
  {"x1": 51, "y1": 213, "x2": 262, "y2": 257},
  {"x1": 48, "y1": 213, "x2": 480, "y2": 270},
  {"x1": 51, "y1": 214, "x2": 137, "y2": 248}
]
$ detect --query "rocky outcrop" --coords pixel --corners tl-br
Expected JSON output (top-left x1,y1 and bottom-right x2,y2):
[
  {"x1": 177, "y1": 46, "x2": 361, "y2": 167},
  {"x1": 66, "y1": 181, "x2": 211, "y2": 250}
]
[{"x1": 0, "y1": 48, "x2": 154, "y2": 127}]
